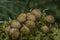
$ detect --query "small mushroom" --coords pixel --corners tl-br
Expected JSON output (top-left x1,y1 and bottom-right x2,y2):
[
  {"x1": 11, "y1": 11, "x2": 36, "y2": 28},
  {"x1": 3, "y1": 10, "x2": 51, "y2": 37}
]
[
  {"x1": 27, "y1": 13, "x2": 36, "y2": 21},
  {"x1": 25, "y1": 20, "x2": 35, "y2": 28},
  {"x1": 10, "y1": 20, "x2": 21, "y2": 29},
  {"x1": 9, "y1": 28, "x2": 20, "y2": 39},
  {"x1": 17, "y1": 13, "x2": 27, "y2": 23},
  {"x1": 50, "y1": 27, "x2": 57, "y2": 32},
  {"x1": 20, "y1": 25, "x2": 30, "y2": 34},
  {"x1": 5, "y1": 25, "x2": 11, "y2": 32},
  {"x1": 41, "y1": 26, "x2": 49, "y2": 33},
  {"x1": 31, "y1": 9, "x2": 41, "y2": 19},
  {"x1": 45, "y1": 15, "x2": 55, "y2": 23}
]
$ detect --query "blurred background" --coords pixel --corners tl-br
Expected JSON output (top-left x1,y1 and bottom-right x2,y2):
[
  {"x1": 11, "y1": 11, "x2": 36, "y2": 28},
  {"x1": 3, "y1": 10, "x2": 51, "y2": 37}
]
[{"x1": 0, "y1": 0, "x2": 60, "y2": 27}]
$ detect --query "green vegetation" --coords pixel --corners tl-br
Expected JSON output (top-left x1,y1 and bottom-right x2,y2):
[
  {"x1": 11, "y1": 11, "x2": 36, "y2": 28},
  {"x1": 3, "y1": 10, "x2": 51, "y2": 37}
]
[{"x1": 0, "y1": 0, "x2": 60, "y2": 40}]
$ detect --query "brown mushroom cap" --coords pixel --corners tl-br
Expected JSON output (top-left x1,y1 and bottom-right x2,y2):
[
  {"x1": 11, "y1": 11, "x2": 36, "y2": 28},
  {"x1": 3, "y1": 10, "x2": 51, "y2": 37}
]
[
  {"x1": 31, "y1": 9, "x2": 41, "y2": 19},
  {"x1": 41, "y1": 26, "x2": 49, "y2": 33},
  {"x1": 17, "y1": 13, "x2": 27, "y2": 23},
  {"x1": 10, "y1": 20, "x2": 21, "y2": 29},
  {"x1": 5, "y1": 25, "x2": 11, "y2": 32},
  {"x1": 9, "y1": 28, "x2": 20, "y2": 39},
  {"x1": 25, "y1": 20, "x2": 35, "y2": 28},
  {"x1": 27, "y1": 13, "x2": 36, "y2": 21},
  {"x1": 20, "y1": 25, "x2": 30, "y2": 34},
  {"x1": 45, "y1": 15, "x2": 55, "y2": 23}
]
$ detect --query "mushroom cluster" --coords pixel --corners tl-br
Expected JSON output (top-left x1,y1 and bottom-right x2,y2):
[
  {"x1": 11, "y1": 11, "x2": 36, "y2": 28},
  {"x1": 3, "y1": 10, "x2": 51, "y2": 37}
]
[{"x1": 5, "y1": 9, "x2": 57, "y2": 40}]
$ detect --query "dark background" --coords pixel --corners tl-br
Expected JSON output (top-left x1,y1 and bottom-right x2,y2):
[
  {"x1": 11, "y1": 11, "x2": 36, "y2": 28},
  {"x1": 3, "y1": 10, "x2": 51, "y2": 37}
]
[{"x1": 0, "y1": 0, "x2": 60, "y2": 25}]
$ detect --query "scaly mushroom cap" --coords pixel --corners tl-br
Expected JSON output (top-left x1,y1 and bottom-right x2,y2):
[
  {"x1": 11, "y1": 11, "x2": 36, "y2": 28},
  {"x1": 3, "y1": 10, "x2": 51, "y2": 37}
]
[
  {"x1": 5, "y1": 25, "x2": 11, "y2": 32},
  {"x1": 25, "y1": 20, "x2": 35, "y2": 28},
  {"x1": 27, "y1": 13, "x2": 36, "y2": 21},
  {"x1": 45, "y1": 15, "x2": 55, "y2": 23},
  {"x1": 10, "y1": 20, "x2": 21, "y2": 29},
  {"x1": 31, "y1": 9, "x2": 41, "y2": 19},
  {"x1": 41, "y1": 26, "x2": 49, "y2": 33},
  {"x1": 17, "y1": 13, "x2": 27, "y2": 23},
  {"x1": 9, "y1": 28, "x2": 20, "y2": 39},
  {"x1": 20, "y1": 25, "x2": 30, "y2": 34}
]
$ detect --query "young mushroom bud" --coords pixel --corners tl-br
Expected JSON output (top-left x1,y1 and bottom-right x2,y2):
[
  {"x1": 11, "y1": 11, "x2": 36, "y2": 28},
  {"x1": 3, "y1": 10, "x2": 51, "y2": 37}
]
[
  {"x1": 17, "y1": 13, "x2": 27, "y2": 23},
  {"x1": 31, "y1": 9, "x2": 41, "y2": 19},
  {"x1": 50, "y1": 27, "x2": 57, "y2": 33},
  {"x1": 41, "y1": 26, "x2": 49, "y2": 33},
  {"x1": 20, "y1": 25, "x2": 30, "y2": 34},
  {"x1": 9, "y1": 28, "x2": 20, "y2": 39},
  {"x1": 25, "y1": 20, "x2": 35, "y2": 28},
  {"x1": 27, "y1": 13, "x2": 36, "y2": 21},
  {"x1": 45, "y1": 15, "x2": 55, "y2": 23},
  {"x1": 5, "y1": 25, "x2": 11, "y2": 32},
  {"x1": 10, "y1": 20, "x2": 21, "y2": 29}
]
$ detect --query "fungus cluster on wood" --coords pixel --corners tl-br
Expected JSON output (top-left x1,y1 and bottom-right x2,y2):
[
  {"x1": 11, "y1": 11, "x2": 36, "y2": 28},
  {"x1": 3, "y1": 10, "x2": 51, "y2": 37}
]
[{"x1": 4, "y1": 9, "x2": 57, "y2": 40}]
